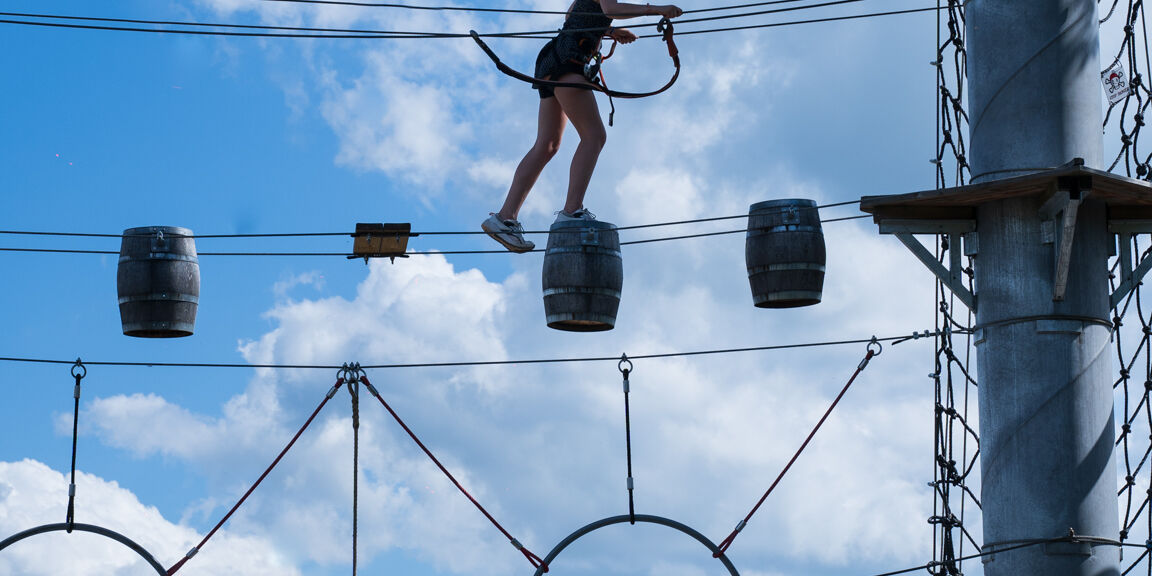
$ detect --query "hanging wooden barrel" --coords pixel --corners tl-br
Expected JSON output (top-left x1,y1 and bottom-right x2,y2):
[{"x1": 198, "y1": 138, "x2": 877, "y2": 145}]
[
  {"x1": 116, "y1": 226, "x2": 200, "y2": 338},
  {"x1": 542, "y1": 220, "x2": 623, "y2": 332},
  {"x1": 745, "y1": 199, "x2": 825, "y2": 308}
]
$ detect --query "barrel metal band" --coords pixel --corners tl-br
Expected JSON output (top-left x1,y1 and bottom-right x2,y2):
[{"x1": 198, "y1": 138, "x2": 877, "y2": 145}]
[
  {"x1": 118, "y1": 253, "x2": 199, "y2": 263},
  {"x1": 754, "y1": 291, "x2": 821, "y2": 303},
  {"x1": 747, "y1": 225, "x2": 822, "y2": 234},
  {"x1": 547, "y1": 313, "x2": 618, "y2": 325},
  {"x1": 545, "y1": 246, "x2": 622, "y2": 257},
  {"x1": 543, "y1": 287, "x2": 623, "y2": 298},
  {"x1": 747, "y1": 263, "x2": 826, "y2": 273},
  {"x1": 117, "y1": 293, "x2": 200, "y2": 305}
]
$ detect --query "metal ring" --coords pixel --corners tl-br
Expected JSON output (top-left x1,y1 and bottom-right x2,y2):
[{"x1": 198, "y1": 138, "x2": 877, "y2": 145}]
[
  {"x1": 532, "y1": 514, "x2": 740, "y2": 576},
  {"x1": 618, "y1": 354, "x2": 633, "y2": 375},
  {"x1": 0, "y1": 523, "x2": 167, "y2": 575},
  {"x1": 867, "y1": 337, "x2": 883, "y2": 357},
  {"x1": 71, "y1": 359, "x2": 86, "y2": 380}
]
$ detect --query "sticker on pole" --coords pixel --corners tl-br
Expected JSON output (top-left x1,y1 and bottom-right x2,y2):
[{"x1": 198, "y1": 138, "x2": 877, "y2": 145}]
[{"x1": 1103, "y1": 61, "x2": 1131, "y2": 105}]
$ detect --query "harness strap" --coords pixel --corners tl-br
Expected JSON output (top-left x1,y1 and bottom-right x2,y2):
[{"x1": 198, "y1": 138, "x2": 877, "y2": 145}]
[{"x1": 470, "y1": 19, "x2": 680, "y2": 100}]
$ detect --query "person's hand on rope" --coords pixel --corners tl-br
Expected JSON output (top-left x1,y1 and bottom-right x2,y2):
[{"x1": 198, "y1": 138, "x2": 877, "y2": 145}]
[
  {"x1": 649, "y1": 4, "x2": 683, "y2": 19},
  {"x1": 608, "y1": 26, "x2": 637, "y2": 44}
]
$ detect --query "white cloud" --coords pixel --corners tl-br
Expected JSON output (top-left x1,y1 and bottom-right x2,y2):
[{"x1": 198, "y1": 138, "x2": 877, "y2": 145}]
[{"x1": 0, "y1": 460, "x2": 298, "y2": 576}]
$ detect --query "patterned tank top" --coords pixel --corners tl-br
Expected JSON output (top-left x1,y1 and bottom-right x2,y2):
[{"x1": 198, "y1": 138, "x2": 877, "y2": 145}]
[{"x1": 557, "y1": 0, "x2": 612, "y2": 60}]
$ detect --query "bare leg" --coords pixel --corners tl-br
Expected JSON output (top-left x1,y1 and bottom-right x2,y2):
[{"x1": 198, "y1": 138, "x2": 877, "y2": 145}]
[
  {"x1": 497, "y1": 97, "x2": 566, "y2": 221},
  {"x1": 553, "y1": 76, "x2": 606, "y2": 214}
]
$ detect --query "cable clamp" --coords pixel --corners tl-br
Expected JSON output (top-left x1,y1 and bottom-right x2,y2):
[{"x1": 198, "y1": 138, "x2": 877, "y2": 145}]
[
  {"x1": 185, "y1": 547, "x2": 199, "y2": 560},
  {"x1": 734, "y1": 520, "x2": 746, "y2": 533},
  {"x1": 627, "y1": 476, "x2": 634, "y2": 490},
  {"x1": 328, "y1": 379, "x2": 344, "y2": 399},
  {"x1": 510, "y1": 538, "x2": 524, "y2": 551},
  {"x1": 69, "y1": 484, "x2": 76, "y2": 497}
]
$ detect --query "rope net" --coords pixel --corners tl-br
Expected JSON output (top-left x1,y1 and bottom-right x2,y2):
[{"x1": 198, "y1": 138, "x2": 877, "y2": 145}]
[
  {"x1": 928, "y1": 3, "x2": 981, "y2": 575},
  {"x1": 1106, "y1": 0, "x2": 1152, "y2": 574}
]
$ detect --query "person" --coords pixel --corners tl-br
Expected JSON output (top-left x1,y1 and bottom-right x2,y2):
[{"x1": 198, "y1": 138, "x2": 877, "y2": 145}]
[{"x1": 482, "y1": 0, "x2": 684, "y2": 253}]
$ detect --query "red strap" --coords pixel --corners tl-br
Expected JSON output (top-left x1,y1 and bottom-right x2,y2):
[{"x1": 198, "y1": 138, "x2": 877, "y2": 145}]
[
  {"x1": 167, "y1": 378, "x2": 345, "y2": 575},
  {"x1": 360, "y1": 375, "x2": 547, "y2": 572},
  {"x1": 714, "y1": 346, "x2": 878, "y2": 557}
]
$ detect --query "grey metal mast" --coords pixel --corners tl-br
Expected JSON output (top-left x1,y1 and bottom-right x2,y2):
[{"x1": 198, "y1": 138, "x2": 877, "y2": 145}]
[{"x1": 967, "y1": 1, "x2": 1119, "y2": 574}]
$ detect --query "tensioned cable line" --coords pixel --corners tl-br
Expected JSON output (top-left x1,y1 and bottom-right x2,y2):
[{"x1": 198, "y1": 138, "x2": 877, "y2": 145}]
[
  {"x1": 0, "y1": 5, "x2": 947, "y2": 39},
  {"x1": 259, "y1": 0, "x2": 840, "y2": 15},
  {"x1": 0, "y1": 216, "x2": 871, "y2": 257},
  {"x1": 0, "y1": 331, "x2": 936, "y2": 371},
  {"x1": 0, "y1": 201, "x2": 861, "y2": 239}
]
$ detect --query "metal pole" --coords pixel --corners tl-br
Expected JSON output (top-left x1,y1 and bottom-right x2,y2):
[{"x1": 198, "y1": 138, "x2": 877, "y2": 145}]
[{"x1": 967, "y1": 2, "x2": 1119, "y2": 575}]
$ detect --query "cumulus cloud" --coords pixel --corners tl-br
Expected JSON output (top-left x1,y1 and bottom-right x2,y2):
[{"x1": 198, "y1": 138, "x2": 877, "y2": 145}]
[{"x1": 0, "y1": 460, "x2": 298, "y2": 576}]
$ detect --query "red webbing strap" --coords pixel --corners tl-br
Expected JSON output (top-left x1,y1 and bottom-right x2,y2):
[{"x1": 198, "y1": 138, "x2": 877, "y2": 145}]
[
  {"x1": 714, "y1": 341, "x2": 881, "y2": 557},
  {"x1": 470, "y1": 19, "x2": 679, "y2": 100},
  {"x1": 359, "y1": 375, "x2": 548, "y2": 572},
  {"x1": 166, "y1": 378, "x2": 345, "y2": 575}
]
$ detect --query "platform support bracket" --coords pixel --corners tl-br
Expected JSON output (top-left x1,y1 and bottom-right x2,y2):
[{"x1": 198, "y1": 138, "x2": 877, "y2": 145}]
[{"x1": 879, "y1": 219, "x2": 976, "y2": 311}]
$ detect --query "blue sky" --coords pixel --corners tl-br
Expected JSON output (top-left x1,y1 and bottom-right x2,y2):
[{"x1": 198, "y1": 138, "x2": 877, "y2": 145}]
[{"x1": 0, "y1": 1, "x2": 1131, "y2": 575}]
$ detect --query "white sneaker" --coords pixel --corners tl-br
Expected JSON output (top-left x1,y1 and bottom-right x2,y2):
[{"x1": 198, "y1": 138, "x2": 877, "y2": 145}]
[
  {"x1": 554, "y1": 208, "x2": 597, "y2": 223},
  {"x1": 482, "y1": 214, "x2": 535, "y2": 253}
]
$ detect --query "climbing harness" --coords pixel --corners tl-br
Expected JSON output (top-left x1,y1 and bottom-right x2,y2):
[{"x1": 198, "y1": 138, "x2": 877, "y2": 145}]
[{"x1": 470, "y1": 19, "x2": 680, "y2": 125}]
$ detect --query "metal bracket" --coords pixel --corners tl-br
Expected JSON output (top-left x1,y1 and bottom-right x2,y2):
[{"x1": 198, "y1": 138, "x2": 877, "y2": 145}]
[
  {"x1": 878, "y1": 219, "x2": 975, "y2": 311},
  {"x1": 894, "y1": 232, "x2": 976, "y2": 311},
  {"x1": 1109, "y1": 220, "x2": 1152, "y2": 308},
  {"x1": 1039, "y1": 181, "x2": 1086, "y2": 302}
]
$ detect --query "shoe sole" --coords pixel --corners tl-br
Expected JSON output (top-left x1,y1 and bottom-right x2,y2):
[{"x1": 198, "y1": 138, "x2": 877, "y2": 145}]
[{"x1": 482, "y1": 224, "x2": 534, "y2": 253}]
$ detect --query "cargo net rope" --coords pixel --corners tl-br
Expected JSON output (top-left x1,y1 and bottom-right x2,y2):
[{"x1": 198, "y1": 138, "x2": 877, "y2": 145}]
[
  {"x1": 0, "y1": 342, "x2": 896, "y2": 575},
  {"x1": 1105, "y1": 0, "x2": 1152, "y2": 573},
  {"x1": 927, "y1": 2, "x2": 983, "y2": 575},
  {"x1": 1111, "y1": 237, "x2": 1152, "y2": 575}
]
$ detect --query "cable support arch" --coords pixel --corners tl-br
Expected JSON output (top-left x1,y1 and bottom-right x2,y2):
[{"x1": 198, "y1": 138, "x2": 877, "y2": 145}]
[
  {"x1": 0, "y1": 523, "x2": 168, "y2": 575},
  {"x1": 0, "y1": 5, "x2": 949, "y2": 39},
  {"x1": 531, "y1": 514, "x2": 740, "y2": 576},
  {"x1": 0, "y1": 331, "x2": 936, "y2": 371}
]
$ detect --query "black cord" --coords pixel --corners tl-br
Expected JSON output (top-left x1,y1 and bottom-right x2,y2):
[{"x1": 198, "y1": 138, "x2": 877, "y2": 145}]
[
  {"x1": 620, "y1": 355, "x2": 636, "y2": 524},
  {"x1": 0, "y1": 333, "x2": 935, "y2": 371},
  {"x1": 65, "y1": 359, "x2": 86, "y2": 533}
]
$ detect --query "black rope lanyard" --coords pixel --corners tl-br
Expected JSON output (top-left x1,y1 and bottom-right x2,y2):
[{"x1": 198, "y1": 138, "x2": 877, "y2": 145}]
[
  {"x1": 65, "y1": 359, "x2": 86, "y2": 533},
  {"x1": 619, "y1": 355, "x2": 636, "y2": 524},
  {"x1": 470, "y1": 18, "x2": 680, "y2": 100}
]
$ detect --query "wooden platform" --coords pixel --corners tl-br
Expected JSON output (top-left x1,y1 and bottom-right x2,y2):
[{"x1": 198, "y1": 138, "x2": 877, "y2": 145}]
[{"x1": 859, "y1": 162, "x2": 1152, "y2": 223}]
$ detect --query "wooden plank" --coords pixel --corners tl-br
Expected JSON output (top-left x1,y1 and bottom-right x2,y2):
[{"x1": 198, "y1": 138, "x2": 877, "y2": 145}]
[{"x1": 861, "y1": 164, "x2": 1152, "y2": 214}]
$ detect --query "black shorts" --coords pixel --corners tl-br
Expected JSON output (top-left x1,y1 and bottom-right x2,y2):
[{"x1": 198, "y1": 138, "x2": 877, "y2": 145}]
[{"x1": 533, "y1": 37, "x2": 595, "y2": 99}]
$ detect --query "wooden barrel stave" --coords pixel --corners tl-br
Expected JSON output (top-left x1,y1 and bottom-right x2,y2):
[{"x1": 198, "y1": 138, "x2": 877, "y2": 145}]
[
  {"x1": 745, "y1": 199, "x2": 826, "y2": 308},
  {"x1": 116, "y1": 226, "x2": 200, "y2": 338},
  {"x1": 542, "y1": 221, "x2": 623, "y2": 332}
]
